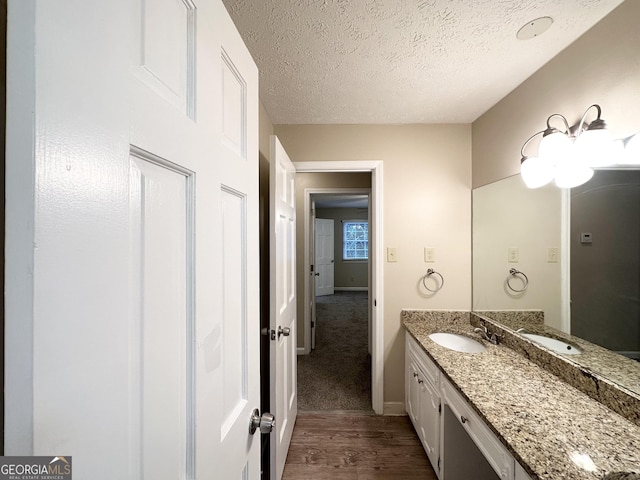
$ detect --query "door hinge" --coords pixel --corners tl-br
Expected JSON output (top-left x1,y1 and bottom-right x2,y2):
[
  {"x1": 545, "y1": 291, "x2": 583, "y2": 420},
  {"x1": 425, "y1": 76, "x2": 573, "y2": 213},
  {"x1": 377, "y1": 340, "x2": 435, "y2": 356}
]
[
  {"x1": 437, "y1": 457, "x2": 441, "y2": 470},
  {"x1": 374, "y1": 299, "x2": 377, "y2": 307},
  {"x1": 311, "y1": 321, "x2": 315, "y2": 328},
  {"x1": 438, "y1": 403, "x2": 442, "y2": 414}
]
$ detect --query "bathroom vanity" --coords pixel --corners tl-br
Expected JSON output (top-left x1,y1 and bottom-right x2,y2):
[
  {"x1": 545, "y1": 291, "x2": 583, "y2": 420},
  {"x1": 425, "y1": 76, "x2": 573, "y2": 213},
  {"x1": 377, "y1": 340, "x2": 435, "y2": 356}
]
[
  {"x1": 403, "y1": 310, "x2": 640, "y2": 480},
  {"x1": 406, "y1": 332, "x2": 529, "y2": 480}
]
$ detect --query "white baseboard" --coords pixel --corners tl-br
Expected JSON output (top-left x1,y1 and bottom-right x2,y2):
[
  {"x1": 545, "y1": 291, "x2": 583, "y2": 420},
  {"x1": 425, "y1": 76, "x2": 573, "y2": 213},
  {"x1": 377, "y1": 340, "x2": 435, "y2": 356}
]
[
  {"x1": 383, "y1": 402, "x2": 406, "y2": 416},
  {"x1": 334, "y1": 287, "x2": 369, "y2": 292},
  {"x1": 297, "y1": 347, "x2": 309, "y2": 355}
]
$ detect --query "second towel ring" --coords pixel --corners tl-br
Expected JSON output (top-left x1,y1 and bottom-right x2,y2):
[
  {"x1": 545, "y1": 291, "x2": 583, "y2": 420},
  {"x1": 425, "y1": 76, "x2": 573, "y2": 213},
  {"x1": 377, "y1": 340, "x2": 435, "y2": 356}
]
[
  {"x1": 422, "y1": 268, "x2": 444, "y2": 292},
  {"x1": 507, "y1": 268, "x2": 528, "y2": 292}
]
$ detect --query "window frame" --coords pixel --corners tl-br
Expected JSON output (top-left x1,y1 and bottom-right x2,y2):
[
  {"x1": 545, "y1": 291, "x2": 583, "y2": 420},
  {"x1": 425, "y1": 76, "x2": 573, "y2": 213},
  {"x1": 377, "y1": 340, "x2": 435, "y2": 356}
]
[{"x1": 342, "y1": 219, "x2": 369, "y2": 262}]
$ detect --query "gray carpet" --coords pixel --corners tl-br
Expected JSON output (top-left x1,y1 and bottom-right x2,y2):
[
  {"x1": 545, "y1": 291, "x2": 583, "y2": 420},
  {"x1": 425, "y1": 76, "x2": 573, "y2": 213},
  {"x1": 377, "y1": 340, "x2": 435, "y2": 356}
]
[{"x1": 297, "y1": 291, "x2": 372, "y2": 411}]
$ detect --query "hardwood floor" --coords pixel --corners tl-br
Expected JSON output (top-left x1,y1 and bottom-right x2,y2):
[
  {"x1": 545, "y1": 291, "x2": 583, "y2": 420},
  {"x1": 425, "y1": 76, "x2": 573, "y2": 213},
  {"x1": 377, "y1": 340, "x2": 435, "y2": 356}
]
[{"x1": 282, "y1": 413, "x2": 437, "y2": 480}]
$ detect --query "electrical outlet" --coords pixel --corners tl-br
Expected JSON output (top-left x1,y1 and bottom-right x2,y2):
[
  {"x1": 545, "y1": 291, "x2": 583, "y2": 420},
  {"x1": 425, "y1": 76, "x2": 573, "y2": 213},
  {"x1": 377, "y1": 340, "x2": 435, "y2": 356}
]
[
  {"x1": 508, "y1": 247, "x2": 519, "y2": 263},
  {"x1": 424, "y1": 247, "x2": 435, "y2": 263},
  {"x1": 547, "y1": 247, "x2": 559, "y2": 263},
  {"x1": 387, "y1": 247, "x2": 397, "y2": 262}
]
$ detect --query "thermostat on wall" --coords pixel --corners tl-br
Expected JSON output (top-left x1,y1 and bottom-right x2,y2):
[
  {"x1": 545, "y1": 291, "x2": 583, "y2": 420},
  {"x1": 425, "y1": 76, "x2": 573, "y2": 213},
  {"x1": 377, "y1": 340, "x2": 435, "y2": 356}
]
[{"x1": 580, "y1": 232, "x2": 593, "y2": 244}]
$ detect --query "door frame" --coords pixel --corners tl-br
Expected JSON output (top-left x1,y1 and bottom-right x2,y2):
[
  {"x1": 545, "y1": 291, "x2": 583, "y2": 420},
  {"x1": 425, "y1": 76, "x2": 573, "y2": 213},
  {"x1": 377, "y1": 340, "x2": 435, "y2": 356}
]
[{"x1": 294, "y1": 161, "x2": 384, "y2": 415}]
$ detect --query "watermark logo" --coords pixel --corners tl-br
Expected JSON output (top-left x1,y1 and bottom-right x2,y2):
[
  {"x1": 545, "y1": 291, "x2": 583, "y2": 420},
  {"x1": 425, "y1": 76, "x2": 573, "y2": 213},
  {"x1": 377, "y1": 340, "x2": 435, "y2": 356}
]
[{"x1": 0, "y1": 456, "x2": 72, "y2": 480}]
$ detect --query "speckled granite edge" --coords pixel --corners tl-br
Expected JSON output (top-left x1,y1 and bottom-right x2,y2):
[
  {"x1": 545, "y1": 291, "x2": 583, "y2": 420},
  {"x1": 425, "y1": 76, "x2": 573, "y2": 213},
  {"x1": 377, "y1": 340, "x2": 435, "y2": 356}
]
[
  {"x1": 472, "y1": 312, "x2": 640, "y2": 428},
  {"x1": 402, "y1": 309, "x2": 640, "y2": 480}
]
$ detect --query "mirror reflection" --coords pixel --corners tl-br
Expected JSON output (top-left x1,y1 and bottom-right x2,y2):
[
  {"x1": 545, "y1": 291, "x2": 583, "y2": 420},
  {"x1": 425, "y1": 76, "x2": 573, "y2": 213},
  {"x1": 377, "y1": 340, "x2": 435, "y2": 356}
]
[
  {"x1": 570, "y1": 169, "x2": 640, "y2": 358},
  {"x1": 472, "y1": 169, "x2": 640, "y2": 394}
]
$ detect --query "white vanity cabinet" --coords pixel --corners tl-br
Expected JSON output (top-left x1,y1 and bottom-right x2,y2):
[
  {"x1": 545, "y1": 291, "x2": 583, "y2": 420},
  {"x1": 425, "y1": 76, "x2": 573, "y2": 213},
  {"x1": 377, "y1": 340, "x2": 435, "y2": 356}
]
[
  {"x1": 405, "y1": 334, "x2": 441, "y2": 475},
  {"x1": 515, "y1": 461, "x2": 533, "y2": 480},
  {"x1": 406, "y1": 333, "x2": 531, "y2": 480}
]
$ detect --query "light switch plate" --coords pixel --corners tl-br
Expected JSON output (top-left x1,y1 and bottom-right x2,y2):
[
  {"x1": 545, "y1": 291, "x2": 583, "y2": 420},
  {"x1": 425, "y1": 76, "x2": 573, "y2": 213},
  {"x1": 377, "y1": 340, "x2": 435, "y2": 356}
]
[
  {"x1": 547, "y1": 247, "x2": 559, "y2": 263},
  {"x1": 387, "y1": 247, "x2": 397, "y2": 262},
  {"x1": 508, "y1": 247, "x2": 519, "y2": 263}
]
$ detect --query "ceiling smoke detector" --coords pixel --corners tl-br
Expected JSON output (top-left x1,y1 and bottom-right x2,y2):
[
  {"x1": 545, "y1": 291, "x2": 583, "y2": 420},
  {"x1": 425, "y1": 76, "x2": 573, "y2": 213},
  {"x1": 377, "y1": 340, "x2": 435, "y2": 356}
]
[{"x1": 517, "y1": 17, "x2": 554, "y2": 40}]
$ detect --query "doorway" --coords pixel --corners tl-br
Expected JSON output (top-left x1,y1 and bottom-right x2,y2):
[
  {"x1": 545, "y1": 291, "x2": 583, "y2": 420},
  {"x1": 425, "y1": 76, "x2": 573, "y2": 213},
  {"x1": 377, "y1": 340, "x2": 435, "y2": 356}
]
[
  {"x1": 295, "y1": 161, "x2": 384, "y2": 414},
  {"x1": 299, "y1": 193, "x2": 371, "y2": 410}
]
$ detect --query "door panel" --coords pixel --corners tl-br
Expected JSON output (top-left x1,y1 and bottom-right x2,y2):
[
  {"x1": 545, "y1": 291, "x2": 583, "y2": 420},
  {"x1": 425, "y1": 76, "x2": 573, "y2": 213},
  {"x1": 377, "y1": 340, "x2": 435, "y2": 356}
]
[
  {"x1": 220, "y1": 188, "x2": 249, "y2": 435},
  {"x1": 270, "y1": 135, "x2": 298, "y2": 480},
  {"x1": 136, "y1": 0, "x2": 196, "y2": 117},
  {"x1": 129, "y1": 150, "x2": 195, "y2": 479}
]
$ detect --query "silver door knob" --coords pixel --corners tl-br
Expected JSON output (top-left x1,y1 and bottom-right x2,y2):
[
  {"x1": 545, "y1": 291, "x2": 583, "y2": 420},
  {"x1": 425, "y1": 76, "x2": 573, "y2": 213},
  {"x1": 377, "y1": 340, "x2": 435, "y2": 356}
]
[
  {"x1": 249, "y1": 409, "x2": 275, "y2": 435},
  {"x1": 314, "y1": 272, "x2": 320, "y2": 276},
  {"x1": 278, "y1": 326, "x2": 291, "y2": 338}
]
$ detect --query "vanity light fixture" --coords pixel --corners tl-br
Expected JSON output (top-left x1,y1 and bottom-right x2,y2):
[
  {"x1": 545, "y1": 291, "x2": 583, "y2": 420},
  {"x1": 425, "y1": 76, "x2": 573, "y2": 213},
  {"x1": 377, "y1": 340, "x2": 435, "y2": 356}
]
[{"x1": 519, "y1": 104, "x2": 624, "y2": 189}]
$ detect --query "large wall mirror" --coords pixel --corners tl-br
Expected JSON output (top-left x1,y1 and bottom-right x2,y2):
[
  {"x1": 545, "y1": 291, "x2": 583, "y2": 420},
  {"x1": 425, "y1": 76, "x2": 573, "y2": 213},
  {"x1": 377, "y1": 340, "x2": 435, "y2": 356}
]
[{"x1": 472, "y1": 168, "x2": 640, "y2": 394}]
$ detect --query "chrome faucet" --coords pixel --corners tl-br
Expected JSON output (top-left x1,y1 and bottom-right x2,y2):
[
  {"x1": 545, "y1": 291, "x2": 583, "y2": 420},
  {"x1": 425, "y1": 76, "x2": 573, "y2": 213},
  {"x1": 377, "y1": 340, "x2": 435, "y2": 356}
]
[{"x1": 474, "y1": 325, "x2": 501, "y2": 345}]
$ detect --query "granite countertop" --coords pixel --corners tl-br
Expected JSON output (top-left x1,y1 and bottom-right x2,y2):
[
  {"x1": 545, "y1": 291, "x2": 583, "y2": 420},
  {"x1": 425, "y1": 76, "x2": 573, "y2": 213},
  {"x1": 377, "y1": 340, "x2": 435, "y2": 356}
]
[
  {"x1": 402, "y1": 310, "x2": 640, "y2": 480},
  {"x1": 472, "y1": 311, "x2": 640, "y2": 427}
]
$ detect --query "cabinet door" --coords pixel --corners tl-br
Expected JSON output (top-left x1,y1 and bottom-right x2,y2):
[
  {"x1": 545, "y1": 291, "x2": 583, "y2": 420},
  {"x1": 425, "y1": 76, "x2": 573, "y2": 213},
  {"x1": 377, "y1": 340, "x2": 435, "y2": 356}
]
[
  {"x1": 418, "y1": 375, "x2": 441, "y2": 474},
  {"x1": 406, "y1": 359, "x2": 422, "y2": 427}
]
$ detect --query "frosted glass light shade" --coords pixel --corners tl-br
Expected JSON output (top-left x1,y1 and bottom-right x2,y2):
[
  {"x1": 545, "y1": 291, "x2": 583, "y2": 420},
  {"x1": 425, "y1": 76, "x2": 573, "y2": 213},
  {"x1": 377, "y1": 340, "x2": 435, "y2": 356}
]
[
  {"x1": 574, "y1": 128, "x2": 616, "y2": 167},
  {"x1": 554, "y1": 155, "x2": 594, "y2": 188},
  {"x1": 521, "y1": 156, "x2": 555, "y2": 188},
  {"x1": 539, "y1": 130, "x2": 572, "y2": 163}
]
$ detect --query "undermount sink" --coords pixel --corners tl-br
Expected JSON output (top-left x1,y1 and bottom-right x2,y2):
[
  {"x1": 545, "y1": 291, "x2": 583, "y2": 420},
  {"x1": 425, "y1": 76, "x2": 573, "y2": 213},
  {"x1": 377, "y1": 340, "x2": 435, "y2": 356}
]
[
  {"x1": 428, "y1": 332, "x2": 486, "y2": 353},
  {"x1": 522, "y1": 333, "x2": 582, "y2": 355}
]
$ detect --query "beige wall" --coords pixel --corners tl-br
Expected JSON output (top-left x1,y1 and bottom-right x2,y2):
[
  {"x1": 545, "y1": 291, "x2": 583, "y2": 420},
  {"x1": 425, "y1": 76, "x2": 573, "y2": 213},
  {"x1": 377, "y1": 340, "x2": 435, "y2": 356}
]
[
  {"x1": 316, "y1": 207, "x2": 370, "y2": 290},
  {"x1": 274, "y1": 124, "x2": 472, "y2": 406},
  {"x1": 473, "y1": 0, "x2": 640, "y2": 188}
]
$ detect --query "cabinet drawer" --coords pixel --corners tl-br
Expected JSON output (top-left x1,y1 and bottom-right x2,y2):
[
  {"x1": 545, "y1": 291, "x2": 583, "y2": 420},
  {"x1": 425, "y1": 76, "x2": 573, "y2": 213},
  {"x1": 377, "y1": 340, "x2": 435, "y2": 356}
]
[
  {"x1": 441, "y1": 377, "x2": 514, "y2": 480},
  {"x1": 406, "y1": 333, "x2": 440, "y2": 387}
]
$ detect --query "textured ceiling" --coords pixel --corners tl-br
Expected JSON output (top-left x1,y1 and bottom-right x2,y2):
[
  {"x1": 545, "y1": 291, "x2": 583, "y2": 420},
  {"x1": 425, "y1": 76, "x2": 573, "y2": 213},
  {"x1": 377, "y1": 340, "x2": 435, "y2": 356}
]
[{"x1": 222, "y1": 0, "x2": 624, "y2": 124}]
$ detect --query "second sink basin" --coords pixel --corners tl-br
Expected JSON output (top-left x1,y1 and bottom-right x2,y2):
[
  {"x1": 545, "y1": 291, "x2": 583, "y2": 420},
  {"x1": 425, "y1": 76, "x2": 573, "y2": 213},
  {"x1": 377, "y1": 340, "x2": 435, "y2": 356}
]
[
  {"x1": 429, "y1": 332, "x2": 486, "y2": 353},
  {"x1": 522, "y1": 333, "x2": 582, "y2": 355}
]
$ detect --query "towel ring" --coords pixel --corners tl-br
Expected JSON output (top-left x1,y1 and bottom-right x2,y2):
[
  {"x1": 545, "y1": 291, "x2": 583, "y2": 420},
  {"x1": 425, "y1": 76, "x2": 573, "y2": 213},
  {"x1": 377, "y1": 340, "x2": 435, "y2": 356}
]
[
  {"x1": 507, "y1": 268, "x2": 528, "y2": 292},
  {"x1": 422, "y1": 268, "x2": 444, "y2": 292}
]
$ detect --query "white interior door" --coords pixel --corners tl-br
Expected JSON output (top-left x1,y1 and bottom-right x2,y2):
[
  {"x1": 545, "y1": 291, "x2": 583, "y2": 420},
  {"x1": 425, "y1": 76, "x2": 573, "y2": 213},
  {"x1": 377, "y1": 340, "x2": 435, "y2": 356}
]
[
  {"x1": 310, "y1": 200, "x2": 318, "y2": 350},
  {"x1": 5, "y1": 1, "x2": 261, "y2": 478},
  {"x1": 315, "y1": 218, "x2": 335, "y2": 296},
  {"x1": 269, "y1": 135, "x2": 298, "y2": 480}
]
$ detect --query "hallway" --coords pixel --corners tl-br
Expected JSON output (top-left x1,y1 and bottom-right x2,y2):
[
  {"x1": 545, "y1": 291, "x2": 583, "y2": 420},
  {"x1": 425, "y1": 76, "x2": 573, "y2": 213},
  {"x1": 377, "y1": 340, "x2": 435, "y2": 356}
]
[
  {"x1": 282, "y1": 413, "x2": 436, "y2": 479},
  {"x1": 297, "y1": 291, "x2": 371, "y2": 411}
]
